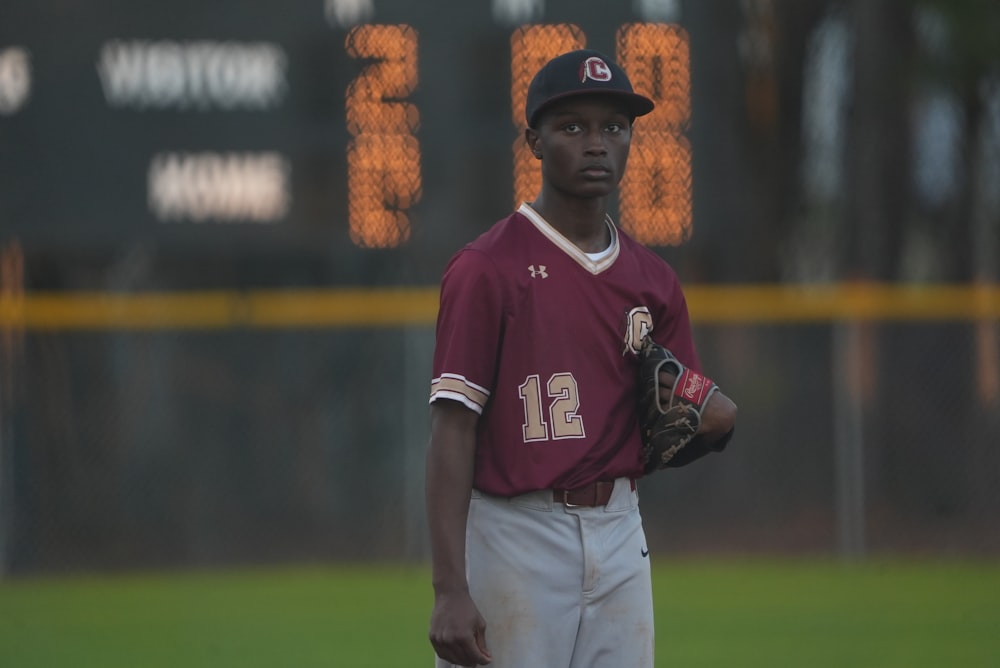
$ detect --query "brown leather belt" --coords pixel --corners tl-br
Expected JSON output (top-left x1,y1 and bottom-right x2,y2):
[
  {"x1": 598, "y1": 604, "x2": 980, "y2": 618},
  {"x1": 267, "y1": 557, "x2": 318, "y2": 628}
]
[{"x1": 553, "y1": 480, "x2": 627, "y2": 507}]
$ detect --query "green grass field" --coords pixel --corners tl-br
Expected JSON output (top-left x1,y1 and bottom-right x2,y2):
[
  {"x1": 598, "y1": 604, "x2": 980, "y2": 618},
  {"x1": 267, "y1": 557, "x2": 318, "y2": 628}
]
[{"x1": 1, "y1": 558, "x2": 998, "y2": 667}]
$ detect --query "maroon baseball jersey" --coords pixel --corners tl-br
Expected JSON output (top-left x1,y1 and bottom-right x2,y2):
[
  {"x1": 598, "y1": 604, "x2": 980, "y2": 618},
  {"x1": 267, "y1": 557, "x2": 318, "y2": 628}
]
[{"x1": 430, "y1": 203, "x2": 699, "y2": 496}]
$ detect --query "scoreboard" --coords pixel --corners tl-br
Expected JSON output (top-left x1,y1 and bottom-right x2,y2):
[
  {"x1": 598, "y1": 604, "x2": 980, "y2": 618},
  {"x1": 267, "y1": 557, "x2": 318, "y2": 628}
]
[{"x1": 0, "y1": 0, "x2": 696, "y2": 285}]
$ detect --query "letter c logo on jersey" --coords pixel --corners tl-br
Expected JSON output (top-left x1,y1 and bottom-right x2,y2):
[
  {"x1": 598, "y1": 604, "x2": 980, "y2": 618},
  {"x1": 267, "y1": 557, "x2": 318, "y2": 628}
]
[
  {"x1": 579, "y1": 57, "x2": 613, "y2": 83},
  {"x1": 623, "y1": 306, "x2": 653, "y2": 356}
]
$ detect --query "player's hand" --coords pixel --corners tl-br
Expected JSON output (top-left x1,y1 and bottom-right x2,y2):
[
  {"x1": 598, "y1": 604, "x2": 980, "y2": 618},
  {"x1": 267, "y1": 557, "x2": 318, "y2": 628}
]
[{"x1": 429, "y1": 590, "x2": 492, "y2": 666}]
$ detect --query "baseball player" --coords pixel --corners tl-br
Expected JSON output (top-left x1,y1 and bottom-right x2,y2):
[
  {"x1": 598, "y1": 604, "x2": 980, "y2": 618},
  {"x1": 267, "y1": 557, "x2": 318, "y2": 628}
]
[{"x1": 426, "y1": 50, "x2": 737, "y2": 667}]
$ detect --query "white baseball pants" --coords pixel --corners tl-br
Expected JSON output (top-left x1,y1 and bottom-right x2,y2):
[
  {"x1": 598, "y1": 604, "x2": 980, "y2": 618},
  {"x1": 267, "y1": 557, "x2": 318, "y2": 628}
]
[{"x1": 435, "y1": 477, "x2": 654, "y2": 668}]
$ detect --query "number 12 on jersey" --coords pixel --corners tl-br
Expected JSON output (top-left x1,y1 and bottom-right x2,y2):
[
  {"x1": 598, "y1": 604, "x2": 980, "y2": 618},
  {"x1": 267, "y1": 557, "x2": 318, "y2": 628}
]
[{"x1": 518, "y1": 373, "x2": 587, "y2": 442}]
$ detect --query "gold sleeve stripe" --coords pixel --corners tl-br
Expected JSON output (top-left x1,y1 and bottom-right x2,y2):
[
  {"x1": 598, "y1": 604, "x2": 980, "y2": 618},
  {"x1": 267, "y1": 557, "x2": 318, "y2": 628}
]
[
  {"x1": 429, "y1": 390, "x2": 484, "y2": 414},
  {"x1": 430, "y1": 375, "x2": 490, "y2": 410}
]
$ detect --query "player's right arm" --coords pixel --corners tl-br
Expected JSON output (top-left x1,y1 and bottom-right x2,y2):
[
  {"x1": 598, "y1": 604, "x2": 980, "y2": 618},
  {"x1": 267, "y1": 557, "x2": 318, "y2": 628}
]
[{"x1": 426, "y1": 398, "x2": 492, "y2": 666}]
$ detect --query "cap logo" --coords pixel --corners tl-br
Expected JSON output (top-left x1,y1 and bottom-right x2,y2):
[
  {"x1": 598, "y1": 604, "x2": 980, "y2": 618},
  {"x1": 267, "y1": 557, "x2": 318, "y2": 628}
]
[{"x1": 579, "y1": 56, "x2": 613, "y2": 83}]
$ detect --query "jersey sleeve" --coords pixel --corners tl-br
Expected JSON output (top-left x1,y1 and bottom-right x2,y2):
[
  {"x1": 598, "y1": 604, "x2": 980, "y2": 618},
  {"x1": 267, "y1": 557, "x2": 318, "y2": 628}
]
[
  {"x1": 429, "y1": 248, "x2": 506, "y2": 414},
  {"x1": 653, "y1": 266, "x2": 702, "y2": 373}
]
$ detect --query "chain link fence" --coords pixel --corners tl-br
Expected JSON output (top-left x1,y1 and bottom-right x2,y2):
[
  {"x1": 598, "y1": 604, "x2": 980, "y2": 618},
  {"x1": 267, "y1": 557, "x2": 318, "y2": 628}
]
[
  {"x1": 1, "y1": 313, "x2": 997, "y2": 575},
  {"x1": 1, "y1": 0, "x2": 999, "y2": 576}
]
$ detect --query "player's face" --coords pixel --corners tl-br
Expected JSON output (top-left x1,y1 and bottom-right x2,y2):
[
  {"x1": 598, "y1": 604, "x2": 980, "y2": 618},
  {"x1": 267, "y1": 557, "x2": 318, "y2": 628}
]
[{"x1": 529, "y1": 96, "x2": 633, "y2": 200}]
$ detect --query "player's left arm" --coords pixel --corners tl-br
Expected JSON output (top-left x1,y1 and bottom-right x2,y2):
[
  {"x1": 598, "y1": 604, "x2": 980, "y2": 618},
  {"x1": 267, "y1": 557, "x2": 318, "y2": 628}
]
[
  {"x1": 637, "y1": 333, "x2": 737, "y2": 472},
  {"x1": 641, "y1": 272, "x2": 737, "y2": 468},
  {"x1": 655, "y1": 364, "x2": 737, "y2": 468},
  {"x1": 659, "y1": 295, "x2": 736, "y2": 445}
]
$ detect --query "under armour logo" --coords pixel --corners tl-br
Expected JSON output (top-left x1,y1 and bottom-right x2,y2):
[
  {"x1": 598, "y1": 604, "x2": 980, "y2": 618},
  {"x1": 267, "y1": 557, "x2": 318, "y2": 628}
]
[{"x1": 528, "y1": 265, "x2": 548, "y2": 279}]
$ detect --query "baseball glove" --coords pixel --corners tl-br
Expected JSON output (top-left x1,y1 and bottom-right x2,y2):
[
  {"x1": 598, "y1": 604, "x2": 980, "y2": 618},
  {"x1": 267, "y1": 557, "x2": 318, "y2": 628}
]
[{"x1": 637, "y1": 336, "x2": 719, "y2": 473}]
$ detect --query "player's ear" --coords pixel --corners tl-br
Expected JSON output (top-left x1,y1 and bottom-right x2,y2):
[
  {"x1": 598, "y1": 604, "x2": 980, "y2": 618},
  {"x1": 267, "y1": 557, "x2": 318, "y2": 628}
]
[{"x1": 524, "y1": 128, "x2": 542, "y2": 160}]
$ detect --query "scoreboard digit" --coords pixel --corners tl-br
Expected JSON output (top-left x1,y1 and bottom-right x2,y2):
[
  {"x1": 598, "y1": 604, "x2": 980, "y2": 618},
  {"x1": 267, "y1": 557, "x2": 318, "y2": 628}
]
[
  {"x1": 510, "y1": 24, "x2": 587, "y2": 210},
  {"x1": 617, "y1": 22, "x2": 693, "y2": 246},
  {"x1": 345, "y1": 24, "x2": 421, "y2": 249}
]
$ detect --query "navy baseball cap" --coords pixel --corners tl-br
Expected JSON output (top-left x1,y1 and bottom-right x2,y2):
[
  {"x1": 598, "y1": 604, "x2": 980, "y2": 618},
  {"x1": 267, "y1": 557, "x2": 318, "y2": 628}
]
[{"x1": 524, "y1": 49, "x2": 655, "y2": 127}]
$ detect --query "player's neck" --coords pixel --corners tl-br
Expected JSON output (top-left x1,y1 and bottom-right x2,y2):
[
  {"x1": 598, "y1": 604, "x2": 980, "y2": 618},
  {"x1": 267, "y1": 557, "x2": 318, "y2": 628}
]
[{"x1": 529, "y1": 196, "x2": 611, "y2": 254}]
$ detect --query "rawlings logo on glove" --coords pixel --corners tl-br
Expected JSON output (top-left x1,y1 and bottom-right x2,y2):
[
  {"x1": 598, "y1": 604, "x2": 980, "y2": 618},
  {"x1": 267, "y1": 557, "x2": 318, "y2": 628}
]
[{"x1": 637, "y1": 336, "x2": 719, "y2": 473}]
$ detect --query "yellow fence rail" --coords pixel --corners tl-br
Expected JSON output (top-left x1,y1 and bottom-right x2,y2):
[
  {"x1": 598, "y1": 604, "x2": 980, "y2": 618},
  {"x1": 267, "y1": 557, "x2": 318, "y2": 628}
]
[{"x1": 0, "y1": 284, "x2": 998, "y2": 330}]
